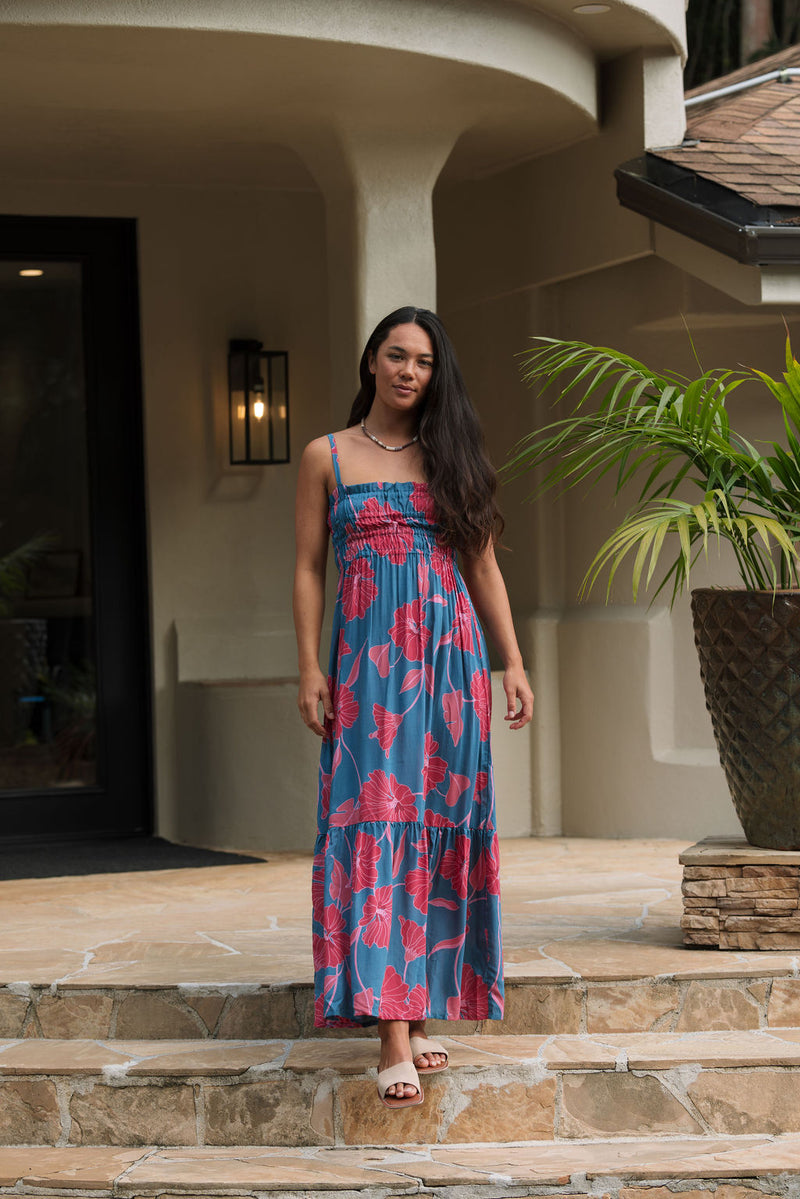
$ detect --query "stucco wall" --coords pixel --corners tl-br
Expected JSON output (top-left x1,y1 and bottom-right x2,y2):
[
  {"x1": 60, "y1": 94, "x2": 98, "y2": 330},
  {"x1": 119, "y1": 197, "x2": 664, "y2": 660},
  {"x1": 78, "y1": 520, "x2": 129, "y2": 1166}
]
[
  {"x1": 437, "y1": 134, "x2": 800, "y2": 841},
  {"x1": 433, "y1": 37, "x2": 800, "y2": 843},
  {"x1": 0, "y1": 9, "x2": 697, "y2": 849},
  {"x1": 0, "y1": 172, "x2": 539, "y2": 852},
  {"x1": 0, "y1": 176, "x2": 330, "y2": 844},
  {"x1": 551, "y1": 258, "x2": 797, "y2": 838}
]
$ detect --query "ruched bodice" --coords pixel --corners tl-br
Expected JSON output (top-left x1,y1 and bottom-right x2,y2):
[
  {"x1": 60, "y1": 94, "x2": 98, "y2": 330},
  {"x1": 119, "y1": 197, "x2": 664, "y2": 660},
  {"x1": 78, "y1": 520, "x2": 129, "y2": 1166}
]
[{"x1": 329, "y1": 481, "x2": 452, "y2": 564}]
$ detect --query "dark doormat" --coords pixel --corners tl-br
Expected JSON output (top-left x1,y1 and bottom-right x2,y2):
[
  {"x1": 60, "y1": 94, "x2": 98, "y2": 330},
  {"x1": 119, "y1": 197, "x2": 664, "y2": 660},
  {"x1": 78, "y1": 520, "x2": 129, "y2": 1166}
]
[{"x1": 0, "y1": 836, "x2": 265, "y2": 880}]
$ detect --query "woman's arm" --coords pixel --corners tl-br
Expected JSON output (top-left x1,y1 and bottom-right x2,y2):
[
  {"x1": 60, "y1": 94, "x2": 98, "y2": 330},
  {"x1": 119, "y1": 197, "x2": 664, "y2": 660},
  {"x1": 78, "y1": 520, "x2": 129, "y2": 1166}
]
[
  {"x1": 460, "y1": 542, "x2": 534, "y2": 730},
  {"x1": 293, "y1": 439, "x2": 335, "y2": 737}
]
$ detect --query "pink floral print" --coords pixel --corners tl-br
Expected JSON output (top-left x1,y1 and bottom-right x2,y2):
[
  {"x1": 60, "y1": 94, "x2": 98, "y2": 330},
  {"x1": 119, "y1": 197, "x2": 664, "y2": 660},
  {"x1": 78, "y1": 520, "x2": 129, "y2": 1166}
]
[{"x1": 312, "y1": 435, "x2": 503, "y2": 1027}]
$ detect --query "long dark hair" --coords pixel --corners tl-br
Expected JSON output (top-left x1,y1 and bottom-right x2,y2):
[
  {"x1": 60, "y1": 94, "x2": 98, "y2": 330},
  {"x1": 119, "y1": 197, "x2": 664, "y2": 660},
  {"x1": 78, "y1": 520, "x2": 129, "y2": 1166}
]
[{"x1": 348, "y1": 306, "x2": 503, "y2": 556}]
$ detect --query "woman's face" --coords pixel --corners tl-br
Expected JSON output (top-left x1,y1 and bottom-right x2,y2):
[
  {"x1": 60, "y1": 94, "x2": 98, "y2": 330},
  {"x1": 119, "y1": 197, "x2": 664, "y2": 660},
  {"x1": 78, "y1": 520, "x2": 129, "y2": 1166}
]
[{"x1": 368, "y1": 322, "x2": 434, "y2": 414}]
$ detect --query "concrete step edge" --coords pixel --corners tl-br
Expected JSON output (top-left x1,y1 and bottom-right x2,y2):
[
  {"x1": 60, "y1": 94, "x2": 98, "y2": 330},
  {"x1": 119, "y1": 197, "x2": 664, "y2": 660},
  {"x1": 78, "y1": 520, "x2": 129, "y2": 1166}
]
[
  {"x1": 1, "y1": 1136, "x2": 800, "y2": 1194},
  {"x1": 2, "y1": 1029, "x2": 800, "y2": 1076},
  {"x1": 5, "y1": 1031, "x2": 800, "y2": 1151},
  {"x1": 6, "y1": 975, "x2": 800, "y2": 1040}
]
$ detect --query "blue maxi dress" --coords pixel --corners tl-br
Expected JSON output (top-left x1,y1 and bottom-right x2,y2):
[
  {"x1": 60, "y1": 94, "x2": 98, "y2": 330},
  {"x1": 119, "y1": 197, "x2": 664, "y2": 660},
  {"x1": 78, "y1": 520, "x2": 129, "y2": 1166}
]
[{"x1": 312, "y1": 433, "x2": 504, "y2": 1028}]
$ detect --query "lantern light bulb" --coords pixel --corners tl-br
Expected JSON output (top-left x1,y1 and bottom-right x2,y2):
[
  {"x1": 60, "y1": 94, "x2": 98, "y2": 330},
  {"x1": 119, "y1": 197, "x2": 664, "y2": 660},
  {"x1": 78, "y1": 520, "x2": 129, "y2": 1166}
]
[{"x1": 253, "y1": 399, "x2": 265, "y2": 421}]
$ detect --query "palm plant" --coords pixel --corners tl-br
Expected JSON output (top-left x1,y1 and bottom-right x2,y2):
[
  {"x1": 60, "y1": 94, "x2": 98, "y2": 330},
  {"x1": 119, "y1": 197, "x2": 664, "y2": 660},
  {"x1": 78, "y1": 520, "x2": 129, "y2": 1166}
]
[
  {"x1": 40, "y1": 661, "x2": 96, "y2": 778},
  {"x1": 0, "y1": 533, "x2": 53, "y2": 617},
  {"x1": 504, "y1": 336, "x2": 800, "y2": 604}
]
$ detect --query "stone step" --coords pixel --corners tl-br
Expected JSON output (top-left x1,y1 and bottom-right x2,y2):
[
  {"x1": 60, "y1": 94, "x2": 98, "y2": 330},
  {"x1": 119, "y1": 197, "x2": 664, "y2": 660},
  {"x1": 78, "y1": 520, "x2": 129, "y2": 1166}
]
[
  {"x1": 5, "y1": 971, "x2": 800, "y2": 1040},
  {"x1": 6, "y1": 1029, "x2": 800, "y2": 1148},
  {"x1": 1, "y1": 1137, "x2": 800, "y2": 1195}
]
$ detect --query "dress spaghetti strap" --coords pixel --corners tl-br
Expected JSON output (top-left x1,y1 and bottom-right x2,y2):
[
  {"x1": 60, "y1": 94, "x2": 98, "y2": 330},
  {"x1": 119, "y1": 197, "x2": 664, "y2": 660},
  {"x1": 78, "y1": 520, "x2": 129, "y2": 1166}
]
[{"x1": 328, "y1": 434, "x2": 344, "y2": 490}]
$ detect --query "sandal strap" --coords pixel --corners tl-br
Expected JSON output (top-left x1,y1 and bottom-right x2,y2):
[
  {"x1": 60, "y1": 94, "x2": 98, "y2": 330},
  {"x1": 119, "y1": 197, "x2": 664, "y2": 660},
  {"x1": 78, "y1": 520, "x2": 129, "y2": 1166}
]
[
  {"x1": 409, "y1": 1035, "x2": 448, "y2": 1060},
  {"x1": 377, "y1": 1062, "x2": 420, "y2": 1099}
]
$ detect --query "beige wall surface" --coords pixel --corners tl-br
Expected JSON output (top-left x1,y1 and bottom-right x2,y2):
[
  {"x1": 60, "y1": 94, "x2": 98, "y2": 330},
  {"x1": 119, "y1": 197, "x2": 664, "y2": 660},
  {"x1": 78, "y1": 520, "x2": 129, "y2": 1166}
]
[
  {"x1": 437, "y1": 48, "x2": 677, "y2": 837},
  {"x1": 0, "y1": 5, "x2": 702, "y2": 850},
  {"x1": 0, "y1": 169, "x2": 536, "y2": 854},
  {"x1": 0, "y1": 176, "x2": 329, "y2": 844},
  {"x1": 175, "y1": 672, "x2": 532, "y2": 853},
  {"x1": 437, "y1": 120, "x2": 800, "y2": 842},
  {"x1": 549, "y1": 261, "x2": 799, "y2": 838}
]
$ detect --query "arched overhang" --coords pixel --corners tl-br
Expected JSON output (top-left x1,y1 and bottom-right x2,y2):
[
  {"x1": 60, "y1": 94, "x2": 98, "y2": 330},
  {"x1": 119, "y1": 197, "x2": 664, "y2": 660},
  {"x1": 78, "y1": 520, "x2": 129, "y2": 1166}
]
[{"x1": 0, "y1": 4, "x2": 603, "y2": 189}]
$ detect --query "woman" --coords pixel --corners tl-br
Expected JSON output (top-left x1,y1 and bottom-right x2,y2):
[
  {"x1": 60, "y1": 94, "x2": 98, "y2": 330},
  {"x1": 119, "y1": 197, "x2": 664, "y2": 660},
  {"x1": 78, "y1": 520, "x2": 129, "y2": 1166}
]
[{"x1": 293, "y1": 306, "x2": 533, "y2": 1109}]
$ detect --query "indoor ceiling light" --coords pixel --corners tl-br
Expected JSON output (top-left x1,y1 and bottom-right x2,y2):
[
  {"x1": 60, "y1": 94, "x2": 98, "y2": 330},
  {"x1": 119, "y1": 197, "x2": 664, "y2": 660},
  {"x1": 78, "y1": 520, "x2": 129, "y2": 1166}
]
[{"x1": 18, "y1": 268, "x2": 43, "y2": 277}]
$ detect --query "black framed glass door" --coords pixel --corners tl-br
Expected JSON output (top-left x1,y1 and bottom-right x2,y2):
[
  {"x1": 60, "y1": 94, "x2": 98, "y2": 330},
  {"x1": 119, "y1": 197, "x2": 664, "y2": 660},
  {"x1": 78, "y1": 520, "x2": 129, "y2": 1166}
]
[{"x1": 0, "y1": 216, "x2": 151, "y2": 839}]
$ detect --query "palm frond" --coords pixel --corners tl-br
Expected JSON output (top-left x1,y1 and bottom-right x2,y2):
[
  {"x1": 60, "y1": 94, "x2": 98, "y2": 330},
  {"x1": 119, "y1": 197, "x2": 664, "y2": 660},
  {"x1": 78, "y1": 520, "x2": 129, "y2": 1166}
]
[
  {"x1": 0, "y1": 534, "x2": 54, "y2": 617},
  {"x1": 580, "y1": 496, "x2": 800, "y2": 605},
  {"x1": 505, "y1": 336, "x2": 800, "y2": 604}
]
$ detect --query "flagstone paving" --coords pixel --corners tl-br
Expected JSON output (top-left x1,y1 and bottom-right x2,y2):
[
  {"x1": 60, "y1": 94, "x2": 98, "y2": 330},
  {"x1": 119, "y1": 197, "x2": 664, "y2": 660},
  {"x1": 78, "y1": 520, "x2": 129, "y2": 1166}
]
[
  {"x1": 5, "y1": 839, "x2": 800, "y2": 1194},
  {"x1": 3, "y1": 1138, "x2": 800, "y2": 1193},
  {"x1": 2, "y1": 837, "x2": 800, "y2": 1048},
  {"x1": 6, "y1": 1027, "x2": 800, "y2": 1078},
  {"x1": 0, "y1": 836, "x2": 797, "y2": 1066},
  {"x1": 0, "y1": 837, "x2": 794, "y2": 989},
  {"x1": 7, "y1": 1027, "x2": 800, "y2": 1148}
]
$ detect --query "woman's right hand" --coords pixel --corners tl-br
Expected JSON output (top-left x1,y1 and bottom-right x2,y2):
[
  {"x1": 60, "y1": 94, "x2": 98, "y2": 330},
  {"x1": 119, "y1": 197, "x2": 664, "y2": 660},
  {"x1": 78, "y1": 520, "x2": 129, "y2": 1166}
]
[{"x1": 298, "y1": 668, "x2": 334, "y2": 738}]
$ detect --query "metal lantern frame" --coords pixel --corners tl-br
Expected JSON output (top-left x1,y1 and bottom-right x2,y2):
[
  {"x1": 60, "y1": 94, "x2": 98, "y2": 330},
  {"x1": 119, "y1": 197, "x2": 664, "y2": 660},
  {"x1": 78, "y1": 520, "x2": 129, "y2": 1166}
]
[{"x1": 228, "y1": 338, "x2": 290, "y2": 466}]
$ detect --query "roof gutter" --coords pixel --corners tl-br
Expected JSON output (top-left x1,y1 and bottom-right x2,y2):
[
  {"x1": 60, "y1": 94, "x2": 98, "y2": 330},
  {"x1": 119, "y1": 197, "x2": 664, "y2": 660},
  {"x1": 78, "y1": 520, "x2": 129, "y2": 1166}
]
[{"x1": 615, "y1": 157, "x2": 800, "y2": 265}]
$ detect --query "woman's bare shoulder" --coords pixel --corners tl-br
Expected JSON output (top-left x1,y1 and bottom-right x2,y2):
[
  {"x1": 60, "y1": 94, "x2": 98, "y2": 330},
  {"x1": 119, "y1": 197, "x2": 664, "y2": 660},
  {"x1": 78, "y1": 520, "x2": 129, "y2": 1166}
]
[
  {"x1": 302, "y1": 434, "x2": 332, "y2": 458},
  {"x1": 297, "y1": 436, "x2": 332, "y2": 487},
  {"x1": 301, "y1": 427, "x2": 361, "y2": 470},
  {"x1": 330, "y1": 426, "x2": 360, "y2": 443},
  {"x1": 303, "y1": 427, "x2": 356, "y2": 451}
]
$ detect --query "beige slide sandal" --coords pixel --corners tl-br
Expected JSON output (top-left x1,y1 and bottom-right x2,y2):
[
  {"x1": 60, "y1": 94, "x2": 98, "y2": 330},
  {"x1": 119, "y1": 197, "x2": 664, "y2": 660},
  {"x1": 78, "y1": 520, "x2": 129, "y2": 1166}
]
[
  {"x1": 409, "y1": 1034, "x2": 449, "y2": 1074},
  {"x1": 376, "y1": 1061, "x2": 424, "y2": 1109}
]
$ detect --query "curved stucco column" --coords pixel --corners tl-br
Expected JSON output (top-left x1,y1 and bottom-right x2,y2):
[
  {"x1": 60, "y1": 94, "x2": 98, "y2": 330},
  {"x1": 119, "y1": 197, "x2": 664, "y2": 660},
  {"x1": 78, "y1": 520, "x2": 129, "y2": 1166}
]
[{"x1": 298, "y1": 121, "x2": 459, "y2": 421}]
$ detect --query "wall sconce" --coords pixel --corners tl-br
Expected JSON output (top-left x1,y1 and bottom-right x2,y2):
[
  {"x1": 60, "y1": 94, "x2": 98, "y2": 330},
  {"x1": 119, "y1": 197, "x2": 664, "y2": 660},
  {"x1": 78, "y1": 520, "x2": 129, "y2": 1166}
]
[{"x1": 228, "y1": 339, "x2": 290, "y2": 465}]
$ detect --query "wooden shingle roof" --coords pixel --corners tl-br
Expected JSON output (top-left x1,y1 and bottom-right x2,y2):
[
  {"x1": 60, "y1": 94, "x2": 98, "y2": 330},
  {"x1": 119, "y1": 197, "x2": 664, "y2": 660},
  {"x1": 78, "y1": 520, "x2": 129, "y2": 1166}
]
[{"x1": 652, "y1": 45, "x2": 800, "y2": 212}]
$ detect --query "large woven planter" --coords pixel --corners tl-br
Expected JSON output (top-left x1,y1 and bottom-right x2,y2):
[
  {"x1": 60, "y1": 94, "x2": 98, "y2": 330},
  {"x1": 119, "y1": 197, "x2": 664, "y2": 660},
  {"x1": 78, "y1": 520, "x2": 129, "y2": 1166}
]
[{"x1": 691, "y1": 588, "x2": 800, "y2": 849}]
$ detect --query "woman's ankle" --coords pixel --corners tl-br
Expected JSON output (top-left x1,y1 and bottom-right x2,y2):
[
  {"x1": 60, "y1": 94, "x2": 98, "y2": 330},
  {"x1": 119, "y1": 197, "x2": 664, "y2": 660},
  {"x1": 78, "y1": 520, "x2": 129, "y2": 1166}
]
[{"x1": 378, "y1": 1018, "x2": 410, "y2": 1042}]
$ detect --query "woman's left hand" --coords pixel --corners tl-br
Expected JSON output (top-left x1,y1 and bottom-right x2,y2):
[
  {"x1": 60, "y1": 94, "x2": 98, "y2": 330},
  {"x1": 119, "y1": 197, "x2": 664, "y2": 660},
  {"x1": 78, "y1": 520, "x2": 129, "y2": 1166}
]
[{"x1": 503, "y1": 663, "x2": 534, "y2": 730}]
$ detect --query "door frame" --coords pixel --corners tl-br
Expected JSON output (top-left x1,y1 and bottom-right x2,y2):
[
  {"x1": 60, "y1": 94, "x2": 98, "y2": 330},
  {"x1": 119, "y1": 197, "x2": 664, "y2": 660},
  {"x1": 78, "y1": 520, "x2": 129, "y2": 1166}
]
[{"x1": 0, "y1": 215, "x2": 153, "y2": 841}]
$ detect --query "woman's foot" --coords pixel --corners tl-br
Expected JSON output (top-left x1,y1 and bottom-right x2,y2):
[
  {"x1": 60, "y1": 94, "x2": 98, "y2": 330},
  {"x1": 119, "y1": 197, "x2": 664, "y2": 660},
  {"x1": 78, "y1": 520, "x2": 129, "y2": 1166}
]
[
  {"x1": 409, "y1": 1020, "x2": 448, "y2": 1072},
  {"x1": 377, "y1": 1019, "x2": 419, "y2": 1101}
]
